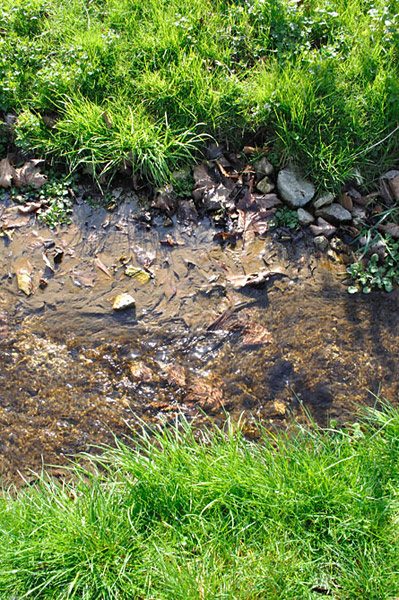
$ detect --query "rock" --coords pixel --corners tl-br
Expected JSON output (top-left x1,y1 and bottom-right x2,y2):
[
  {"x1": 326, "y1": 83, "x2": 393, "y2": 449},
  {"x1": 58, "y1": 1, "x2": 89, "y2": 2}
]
[
  {"x1": 310, "y1": 217, "x2": 336, "y2": 239},
  {"x1": 297, "y1": 208, "x2": 314, "y2": 226},
  {"x1": 313, "y1": 193, "x2": 334, "y2": 210},
  {"x1": 112, "y1": 293, "x2": 135, "y2": 311},
  {"x1": 316, "y1": 203, "x2": 352, "y2": 225},
  {"x1": 313, "y1": 235, "x2": 329, "y2": 252},
  {"x1": 254, "y1": 157, "x2": 274, "y2": 178},
  {"x1": 16, "y1": 268, "x2": 33, "y2": 296},
  {"x1": 256, "y1": 176, "x2": 275, "y2": 194},
  {"x1": 277, "y1": 168, "x2": 315, "y2": 208}
]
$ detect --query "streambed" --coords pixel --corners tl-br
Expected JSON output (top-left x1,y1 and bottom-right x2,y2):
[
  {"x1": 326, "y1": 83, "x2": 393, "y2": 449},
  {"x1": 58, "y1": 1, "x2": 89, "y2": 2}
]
[{"x1": 0, "y1": 190, "x2": 398, "y2": 480}]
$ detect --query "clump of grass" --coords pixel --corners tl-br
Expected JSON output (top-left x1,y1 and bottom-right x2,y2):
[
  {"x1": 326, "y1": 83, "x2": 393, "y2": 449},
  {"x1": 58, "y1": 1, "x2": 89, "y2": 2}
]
[
  {"x1": 1, "y1": 405, "x2": 399, "y2": 599},
  {"x1": 1, "y1": 0, "x2": 399, "y2": 190}
]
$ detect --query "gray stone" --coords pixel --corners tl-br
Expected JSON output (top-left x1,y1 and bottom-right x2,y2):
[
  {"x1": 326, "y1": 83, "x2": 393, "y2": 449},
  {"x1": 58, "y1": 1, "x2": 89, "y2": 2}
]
[
  {"x1": 277, "y1": 168, "x2": 315, "y2": 208},
  {"x1": 313, "y1": 192, "x2": 334, "y2": 210},
  {"x1": 297, "y1": 208, "x2": 314, "y2": 226},
  {"x1": 316, "y1": 203, "x2": 352, "y2": 225},
  {"x1": 256, "y1": 176, "x2": 275, "y2": 194},
  {"x1": 310, "y1": 218, "x2": 336, "y2": 239},
  {"x1": 254, "y1": 157, "x2": 274, "y2": 178},
  {"x1": 313, "y1": 235, "x2": 329, "y2": 252}
]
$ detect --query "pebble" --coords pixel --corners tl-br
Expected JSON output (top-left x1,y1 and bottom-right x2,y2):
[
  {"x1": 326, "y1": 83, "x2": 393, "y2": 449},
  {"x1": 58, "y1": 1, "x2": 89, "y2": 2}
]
[
  {"x1": 313, "y1": 193, "x2": 334, "y2": 210},
  {"x1": 313, "y1": 235, "x2": 329, "y2": 252},
  {"x1": 316, "y1": 203, "x2": 352, "y2": 225},
  {"x1": 297, "y1": 208, "x2": 314, "y2": 226},
  {"x1": 254, "y1": 157, "x2": 274, "y2": 178},
  {"x1": 256, "y1": 176, "x2": 275, "y2": 194},
  {"x1": 113, "y1": 293, "x2": 135, "y2": 311}
]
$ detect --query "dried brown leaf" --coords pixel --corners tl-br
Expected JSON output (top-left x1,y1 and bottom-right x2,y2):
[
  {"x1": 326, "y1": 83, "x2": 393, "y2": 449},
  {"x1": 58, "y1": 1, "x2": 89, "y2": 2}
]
[
  {"x1": 377, "y1": 222, "x2": 399, "y2": 239},
  {"x1": 0, "y1": 158, "x2": 14, "y2": 188},
  {"x1": 226, "y1": 268, "x2": 284, "y2": 289},
  {"x1": 94, "y1": 257, "x2": 113, "y2": 278},
  {"x1": 14, "y1": 160, "x2": 47, "y2": 189}
]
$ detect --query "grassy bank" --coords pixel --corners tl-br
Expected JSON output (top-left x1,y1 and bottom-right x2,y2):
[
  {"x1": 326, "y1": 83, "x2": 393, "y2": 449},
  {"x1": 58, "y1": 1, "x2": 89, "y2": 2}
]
[
  {"x1": 1, "y1": 405, "x2": 399, "y2": 599},
  {"x1": 1, "y1": 0, "x2": 399, "y2": 189}
]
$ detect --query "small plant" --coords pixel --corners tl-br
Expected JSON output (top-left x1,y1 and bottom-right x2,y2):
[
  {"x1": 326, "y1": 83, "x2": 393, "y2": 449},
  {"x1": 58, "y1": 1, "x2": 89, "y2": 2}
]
[
  {"x1": 270, "y1": 206, "x2": 299, "y2": 230},
  {"x1": 347, "y1": 236, "x2": 399, "y2": 293}
]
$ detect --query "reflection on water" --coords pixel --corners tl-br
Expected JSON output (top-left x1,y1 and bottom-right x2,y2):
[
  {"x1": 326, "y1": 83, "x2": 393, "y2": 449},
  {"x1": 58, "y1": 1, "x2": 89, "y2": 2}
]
[{"x1": 0, "y1": 192, "x2": 398, "y2": 480}]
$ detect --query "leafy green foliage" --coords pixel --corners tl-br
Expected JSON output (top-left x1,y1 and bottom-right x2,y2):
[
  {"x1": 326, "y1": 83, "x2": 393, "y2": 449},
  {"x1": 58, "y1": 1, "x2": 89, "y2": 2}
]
[
  {"x1": 11, "y1": 176, "x2": 74, "y2": 228},
  {"x1": 270, "y1": 206, "x2": 299, "y2": 229},
  {"x1": 1, "y1": 408, "x2": 399, "y2": 598},
  {"x1": 347, "y1": 237, "x2": 399, "y2": 293}
]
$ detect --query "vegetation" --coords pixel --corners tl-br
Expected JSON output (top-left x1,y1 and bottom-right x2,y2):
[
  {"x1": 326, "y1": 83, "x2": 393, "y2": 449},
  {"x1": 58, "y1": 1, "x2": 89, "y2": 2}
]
[
  {"x1": 1, "y1": 404, "x2": 399, "y2": 599},
  {"x1": 1, "y1": 0, "x2": 399, "y2": 189}
]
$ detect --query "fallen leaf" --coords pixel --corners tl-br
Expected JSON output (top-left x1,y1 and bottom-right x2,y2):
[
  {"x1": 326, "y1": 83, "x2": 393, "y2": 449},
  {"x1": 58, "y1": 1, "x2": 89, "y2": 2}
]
[
  {"x1": 241, "y1": 322, "x2": 272, "y2": 346},
  {"x1": 226, "y1": 268, "x2": 284, "y2": 289},
  {"x1": 13, "y1": 159, "x2": 47, "y2": 189},
  {"x1": 163, "y1": 364, "x2": 186, "y2": 387},
  {"x1": 160, "y1": 234, "x2": 184, "y2": 247},
  {"x1": 124, "y1": 265, "x2": 151, "y2": 284},
  {"x1": 177, "y1": 199, "x2": 198, "y2": 225},
  {"x1": 131, "y1": 245, "x2": 156, "y2": 269},
  {"x1": 53, "y1": 247, "x2": 64, "y2": 264},
  {"x1": 17, "y1": 202, "x2": 42, "y2": 214},
  {"x1": 0, "y1": 157, "x2": 14, "y2": 188},
  {"x1": 237, "y1": 208, "x2": 274, "y2": 242},
  {"x1": 186, "y1": 377, "x2": 224, "y2": 412},
  {"x1": 377, "y1": 222, "x2": 399, "y2": 239},
  {"x1": 73, "y1": 269, "x2": 96, "y2": 287},
  {"x1": 42, "y1": 252, "x2": 55, "y2": 273},
  {"x1": 94, "y1": 257, "x2": 113, "y2": 278},
  {"x1": 101, "y1": 111, "x2": 113, "y2": 129}
]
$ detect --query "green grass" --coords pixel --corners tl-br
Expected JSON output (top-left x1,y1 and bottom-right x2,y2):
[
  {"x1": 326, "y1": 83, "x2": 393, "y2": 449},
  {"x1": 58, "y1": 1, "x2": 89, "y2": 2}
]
[
  {"x1": 1, "y1": 0, "x2": 399, "y2": 189},
  {"x1": 2, "y1": 403, "x2": 399, "y2": 599}
]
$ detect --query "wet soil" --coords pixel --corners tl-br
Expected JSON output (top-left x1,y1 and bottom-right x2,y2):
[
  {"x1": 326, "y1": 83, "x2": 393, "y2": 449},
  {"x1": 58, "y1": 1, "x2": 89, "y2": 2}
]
[{"x1": 1, "y1": 190, "x2": 398, "y2": 481}]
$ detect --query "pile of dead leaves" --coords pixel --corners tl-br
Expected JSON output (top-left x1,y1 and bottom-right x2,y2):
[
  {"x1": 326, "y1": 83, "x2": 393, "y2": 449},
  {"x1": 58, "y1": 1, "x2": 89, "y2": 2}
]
[{"x1": 0, "y1": 157, "x2": 47, "y2": 190}]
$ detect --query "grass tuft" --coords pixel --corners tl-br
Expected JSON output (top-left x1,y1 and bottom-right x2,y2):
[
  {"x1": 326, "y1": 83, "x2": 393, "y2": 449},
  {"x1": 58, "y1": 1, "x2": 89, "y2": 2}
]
[
  {"x1": 1, "y1": 0, "x2": 399, "y2": 189},
  {"x1": 1, "y1": 405, "x2": 399, "y2": 598}
]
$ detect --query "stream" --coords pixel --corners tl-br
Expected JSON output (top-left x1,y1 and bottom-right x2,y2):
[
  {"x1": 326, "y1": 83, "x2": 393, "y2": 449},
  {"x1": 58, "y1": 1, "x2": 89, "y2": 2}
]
[{"x1": 0, "y1": 188, "x2": 398, "y2": 481}]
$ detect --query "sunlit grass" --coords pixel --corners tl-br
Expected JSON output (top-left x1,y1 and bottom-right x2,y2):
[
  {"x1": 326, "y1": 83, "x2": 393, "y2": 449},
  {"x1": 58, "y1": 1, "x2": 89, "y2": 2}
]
[
  {"x1": 1, "y1": 404, "x2": 399, "y2": 599},
  {"x1": 1, "y1": 0, "x2": 399, "y2": 188}
]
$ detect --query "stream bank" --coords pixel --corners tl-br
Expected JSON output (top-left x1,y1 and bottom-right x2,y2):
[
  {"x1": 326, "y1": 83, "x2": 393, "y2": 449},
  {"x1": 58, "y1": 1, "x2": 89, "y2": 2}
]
[{"x1": 0, "y1": 182, "x2": 399, "y2": 481}]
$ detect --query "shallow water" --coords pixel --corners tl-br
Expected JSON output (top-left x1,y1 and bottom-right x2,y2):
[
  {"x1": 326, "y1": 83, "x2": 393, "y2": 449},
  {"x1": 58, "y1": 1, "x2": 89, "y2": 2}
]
[{"x1": 0, "y1": 191, "x2": 398, "y2": 480}]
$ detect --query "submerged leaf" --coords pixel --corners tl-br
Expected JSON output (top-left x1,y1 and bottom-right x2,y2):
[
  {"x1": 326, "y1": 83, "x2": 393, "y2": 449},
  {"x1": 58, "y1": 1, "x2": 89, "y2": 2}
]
[
  {"x1": 227, "y1": 268, "x2": 284, "y2": 289},
  {"x1": 124, "y1": 265, "x2": 150, "y2": 284}
]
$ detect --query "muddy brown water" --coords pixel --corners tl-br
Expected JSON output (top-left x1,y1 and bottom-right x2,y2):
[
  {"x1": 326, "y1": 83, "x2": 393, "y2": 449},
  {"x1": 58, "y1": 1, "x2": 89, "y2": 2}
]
[{"x1": 0, "y1": 191, "x2": 398, "y2": 481}]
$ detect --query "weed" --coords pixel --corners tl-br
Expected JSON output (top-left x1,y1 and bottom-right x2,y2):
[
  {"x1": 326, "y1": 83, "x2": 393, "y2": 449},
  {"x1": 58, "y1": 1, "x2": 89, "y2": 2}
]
[
  {"x1": 270, "y1": 206, "x2": 299, "y2": 229},
  {"x1": 347, "y1": 236, "x2": 399, "y2": 293}
]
